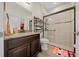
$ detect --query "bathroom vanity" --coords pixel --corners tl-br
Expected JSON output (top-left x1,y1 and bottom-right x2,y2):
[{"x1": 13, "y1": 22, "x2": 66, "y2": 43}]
[{"x1": 4, "y1": 32, "x2": 41, "y2": 57}]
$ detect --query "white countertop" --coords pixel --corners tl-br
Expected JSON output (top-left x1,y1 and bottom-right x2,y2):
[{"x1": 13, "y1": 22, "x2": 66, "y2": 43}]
[{"x1": 5, "y1": 32, "x2": 40, "y2": 40}]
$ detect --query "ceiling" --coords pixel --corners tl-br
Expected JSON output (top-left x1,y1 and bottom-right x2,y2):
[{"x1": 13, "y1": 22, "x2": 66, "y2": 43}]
[
  {"x1": 16, "y1": 2, "x2": 31, "y2": 12},
  {"x1": 16, "y1": 2, "x2": 72, "y2": 13},
  {"x1": 39, "y1": 2, "x2": 71, "y2": 11}
]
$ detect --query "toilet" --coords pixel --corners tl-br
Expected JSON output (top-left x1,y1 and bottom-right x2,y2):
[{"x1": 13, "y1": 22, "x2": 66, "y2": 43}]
[{"x1": 40, "y1": 38, "x2": 49, "y2": 51}]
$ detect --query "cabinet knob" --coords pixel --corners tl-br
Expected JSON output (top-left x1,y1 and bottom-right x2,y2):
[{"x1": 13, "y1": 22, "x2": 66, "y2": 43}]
[{"x1": 27, "y1": 45, "x2": 30, "y2": 47}]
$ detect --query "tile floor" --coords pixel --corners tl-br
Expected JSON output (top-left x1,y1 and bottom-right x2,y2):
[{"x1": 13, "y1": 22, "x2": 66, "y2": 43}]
[{"x1": 37, "y1": 44, "x2": 59, "y2": 57}]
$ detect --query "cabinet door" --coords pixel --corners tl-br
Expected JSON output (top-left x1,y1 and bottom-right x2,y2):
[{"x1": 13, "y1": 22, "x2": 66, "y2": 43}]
[
  {"x1": 31, "y1": 39, "x2": 40, "y2": 56},
  {"x1": 8, "y1": 44, "x2": 30, "y2": 57}
]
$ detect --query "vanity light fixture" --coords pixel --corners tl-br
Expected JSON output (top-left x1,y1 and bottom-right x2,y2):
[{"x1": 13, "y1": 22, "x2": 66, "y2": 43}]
[{"x1": 54, "y1": 2, "x2": 57, "y2": 4}]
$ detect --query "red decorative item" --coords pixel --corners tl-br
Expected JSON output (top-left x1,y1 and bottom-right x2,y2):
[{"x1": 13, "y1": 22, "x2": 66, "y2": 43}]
[
  {"x1": 57, "y1": 48, "x2": 61, "y2": 56},
  {"x1": 52, "y1": 47, "x2": 75, "y2": 57},
  {"x1": 20, "y1": 22, "x2": 24, "y2": 30},
  {"x1": 68, "y1": 51, "x2": 75, "y2": 57},
  {"x1": 52, "y1": 47, "x2": 59, "y2": 55},
  {"x1": 20, "y1": 19, "x2": 24, "y2": 31},
  {"x1": 63, "y1": 50, "x2": 69, "y2": 57}
]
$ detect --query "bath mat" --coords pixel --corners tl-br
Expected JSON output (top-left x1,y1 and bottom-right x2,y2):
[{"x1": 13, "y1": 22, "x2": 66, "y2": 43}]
[{"x1": 52, "y1": 47, "x2": 75, "y2": 57}]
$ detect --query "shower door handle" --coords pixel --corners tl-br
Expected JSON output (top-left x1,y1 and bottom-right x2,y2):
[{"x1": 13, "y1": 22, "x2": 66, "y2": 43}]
[
  {"x1": 74, "y1": 32, "x2": 79, "y2": 35},
  {"x1": 53, "y1": 29, "x2": 56, "y2": 31}
]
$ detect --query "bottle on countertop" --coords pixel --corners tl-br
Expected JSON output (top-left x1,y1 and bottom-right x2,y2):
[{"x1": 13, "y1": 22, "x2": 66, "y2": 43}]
[{"x1": 20, "y1": 18, "x2": 24, "y2": 32}]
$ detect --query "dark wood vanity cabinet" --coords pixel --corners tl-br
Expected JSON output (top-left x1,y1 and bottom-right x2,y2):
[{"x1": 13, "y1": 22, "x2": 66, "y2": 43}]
[
  {"x1": 31, "y1": 39, "x2": 40, "y2": 56},
  {"x1": 8, "y1": 44, "x2": 30, "y2": 57},
  {"x1": 4, "y1": 34, "x2": 41, "y2": 57}
]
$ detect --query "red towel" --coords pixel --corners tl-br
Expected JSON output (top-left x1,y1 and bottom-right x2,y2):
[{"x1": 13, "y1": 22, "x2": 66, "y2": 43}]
[{"x1": 52, "y1": 47, "x2": 75, "y2": 57}]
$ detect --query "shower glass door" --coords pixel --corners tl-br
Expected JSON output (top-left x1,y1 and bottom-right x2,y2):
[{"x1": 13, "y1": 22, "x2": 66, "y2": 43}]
[{"x1": 44, "y1": 7, "x2": 75, "y2": 52}]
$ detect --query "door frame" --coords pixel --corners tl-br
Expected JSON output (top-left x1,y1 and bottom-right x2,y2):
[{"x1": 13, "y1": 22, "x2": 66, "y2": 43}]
[{"x1": 43, "y1": 6, "x2": 76, "y2": 53}]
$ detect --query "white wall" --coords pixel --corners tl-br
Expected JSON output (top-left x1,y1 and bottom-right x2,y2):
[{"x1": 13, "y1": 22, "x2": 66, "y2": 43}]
[
  {"x1": 46, "y1": 3, "x2": 75, "y2": 15},
  {"x1": 5, "y1": 2, "x2": 32, "y2": 30},
  {"x1": 0, "y1": 2, "x2": 4, "y2": 57},
  {"x1": 32, "y1": 2, "x2": 47, "y2": 19},
  {"x1": 31, "y1": 2, "x2": 48, "y2": 38}
]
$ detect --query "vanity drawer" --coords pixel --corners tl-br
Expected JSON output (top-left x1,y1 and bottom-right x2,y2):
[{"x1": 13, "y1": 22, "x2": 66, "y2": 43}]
[
  {"x1": 8, "y1": 43, "x2": 30, "y2": 57},
  {"x1": 30, "y1": 34, "x2": 40, "y2": 41},
  {"x1": 8, "y1": 36, "x2": 30, "y2": 49}
]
